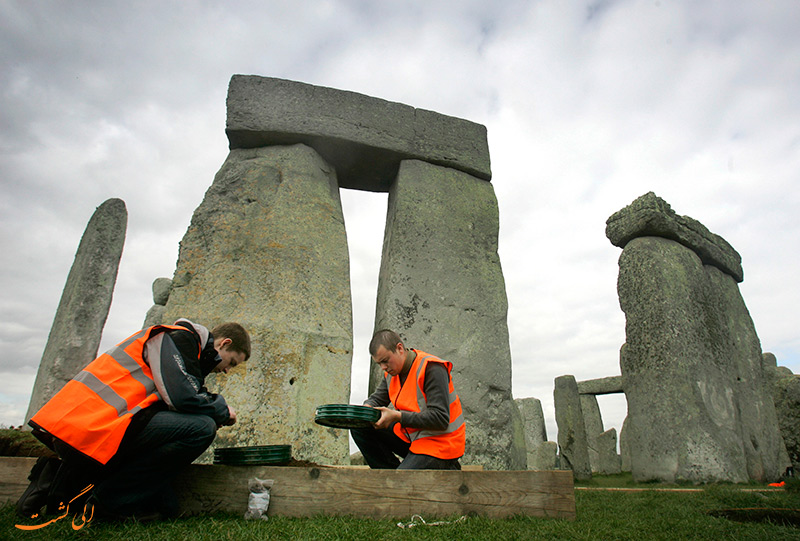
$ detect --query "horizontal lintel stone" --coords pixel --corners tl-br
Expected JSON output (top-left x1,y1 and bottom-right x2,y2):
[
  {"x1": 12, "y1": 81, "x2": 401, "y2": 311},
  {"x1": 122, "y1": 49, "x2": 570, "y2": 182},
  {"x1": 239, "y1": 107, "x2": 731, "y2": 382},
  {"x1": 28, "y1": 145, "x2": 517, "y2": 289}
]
[
  {"x1": 225, "y1": 75, "x2": 491, "y2": 192},
  {"x1": 606, "y1": 192, "x2": 743, "y2": 282},
  {"x1": 577, "y1": 375, "x2": 623, "y2": 395}
]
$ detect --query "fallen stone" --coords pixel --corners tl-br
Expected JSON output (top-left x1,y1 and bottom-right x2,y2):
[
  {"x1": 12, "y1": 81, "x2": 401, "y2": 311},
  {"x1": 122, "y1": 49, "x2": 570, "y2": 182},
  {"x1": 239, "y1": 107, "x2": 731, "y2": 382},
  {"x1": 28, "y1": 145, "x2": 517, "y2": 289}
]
[
  {"x1": 606, "y1": 192, "x2": 743, "y2": 282},
  {"x1": 25, "y1": 199, "x2": 127, "y2": 423},
  {"x1": 226, "y1": 75, "x2": 491, "y2": 191}
]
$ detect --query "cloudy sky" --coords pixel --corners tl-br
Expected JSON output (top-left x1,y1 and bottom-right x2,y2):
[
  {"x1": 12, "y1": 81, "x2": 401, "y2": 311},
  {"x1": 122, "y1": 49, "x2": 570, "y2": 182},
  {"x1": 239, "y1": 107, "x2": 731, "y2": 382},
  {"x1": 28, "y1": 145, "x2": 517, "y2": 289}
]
[{"x1": 2, "y1": 1, "x2": 798, "y2": 448}]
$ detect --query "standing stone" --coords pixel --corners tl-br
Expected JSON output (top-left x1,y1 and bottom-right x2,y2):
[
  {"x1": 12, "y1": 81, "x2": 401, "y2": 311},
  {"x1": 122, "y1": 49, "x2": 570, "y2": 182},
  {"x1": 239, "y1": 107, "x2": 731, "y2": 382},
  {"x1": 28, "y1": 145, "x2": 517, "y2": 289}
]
[
  {"x1": 620, "y1": 414, "x2": 632, "y2": 472},
  {"x1": 554, "y1": 375, "x2": 592, "y2": 480},
  {"x1": 609, "y1": 193, "x2": 784, "y2": 483},
  {"x1": 764, "y1": 355, "x2": 799, "y2": 474},
  {"x1": 25, "y1": 199, "x2": 127, "y2": 423},
  {"x1": 772, "y1": 374, "x2": 800, "y2": 474},
  {"x1": 516, "y1": 397, "x2": 548, "y2": 469},
  {"x1": 371, "y1": 159, "x2": 525, "y2": 470},
  {"x1": 534, "y1": 441, "x2": 560, "y2": 470},
  {"x1": 162, "y1": 144, "x2": 353, "y2": 464},
  {"x1": 596, "y1": 428, "x2": 622, "y2": 475},
  {"x1": 580, "y1": 394, "x2": 604, "y2": 472},
  {"x1": 142, "y1": 277, "x2": 172, "y2": 328}
]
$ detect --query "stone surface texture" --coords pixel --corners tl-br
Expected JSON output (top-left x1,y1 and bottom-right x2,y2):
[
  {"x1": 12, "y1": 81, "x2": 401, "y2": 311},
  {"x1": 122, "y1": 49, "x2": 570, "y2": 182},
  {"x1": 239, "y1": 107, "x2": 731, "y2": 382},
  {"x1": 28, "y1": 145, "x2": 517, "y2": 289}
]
[
  {"x1": 580, "y1": 394, "x2": 604, "y2": 472},
  {"x1": 142, "y1": 277, "x2": 172, "y2": 328},
  {"x1": 764, "y1": 358, "x2": 799, "y2": 474},
  {"x1": 25, "y1": 199, "x2": 127, "y2": 423},
  {"x1": 615, "y1": 229, "x2": 784, "y2": 482},
  {"x1": 577, "y1": 376, "x2": 623, "y2": 395},
  {"x1": 226, "y1": 75, "x2": 491, "y2": 192},
  {"x1": 370, "y1": 159, "x2": 525, "y2": 470},
  {"x1": 152, "y1": 277, "x2": 172, "y2": 305},
  {"x1": 516, "y1": 397, "x2": 548, "y2": 469},
  {"x1": 596, "y1": 428, "x2": 622, "y2": 475},
  {"x1": 534, "y1": 441, "x2": 560, "y2": 471},
  {"x1": 162, "y1": 144, "x2": 353, "y2": 464},
  {"x1": 554, "y1": 375, "x2": 591, "y2": 480},
  {"x1": 606, "y1": 192, "x2": 743, "y2": 282}
]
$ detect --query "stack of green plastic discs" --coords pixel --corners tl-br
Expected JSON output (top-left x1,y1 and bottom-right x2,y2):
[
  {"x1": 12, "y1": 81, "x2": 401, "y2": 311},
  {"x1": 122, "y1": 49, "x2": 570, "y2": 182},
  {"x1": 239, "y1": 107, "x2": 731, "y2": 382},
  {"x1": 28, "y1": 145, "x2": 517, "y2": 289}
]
[
  {"x1": 213, "y1": 444, "x2": 292, "y2": 465},
  {"x1": 314, "y1": 404, "x2": 380, "y2": 429}
]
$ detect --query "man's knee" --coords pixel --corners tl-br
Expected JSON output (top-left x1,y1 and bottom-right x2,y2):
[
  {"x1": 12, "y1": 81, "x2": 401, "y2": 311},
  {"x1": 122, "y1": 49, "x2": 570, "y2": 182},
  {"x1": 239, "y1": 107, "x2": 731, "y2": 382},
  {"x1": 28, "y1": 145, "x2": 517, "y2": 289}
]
[{"x1": 193, "y1": 415, "x2": 217, "y2": 447}]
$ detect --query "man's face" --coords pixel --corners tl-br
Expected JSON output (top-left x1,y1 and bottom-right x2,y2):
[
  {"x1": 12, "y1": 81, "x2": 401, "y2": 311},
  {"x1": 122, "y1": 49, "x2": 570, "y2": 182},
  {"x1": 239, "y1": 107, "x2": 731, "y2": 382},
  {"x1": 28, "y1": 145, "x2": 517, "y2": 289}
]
[
  {"x1": 372, "y1": 343, "x2": 405, "y2": 376},
  {"x1": 212, "y1": 338, "x2": 246, "y2": 374}
]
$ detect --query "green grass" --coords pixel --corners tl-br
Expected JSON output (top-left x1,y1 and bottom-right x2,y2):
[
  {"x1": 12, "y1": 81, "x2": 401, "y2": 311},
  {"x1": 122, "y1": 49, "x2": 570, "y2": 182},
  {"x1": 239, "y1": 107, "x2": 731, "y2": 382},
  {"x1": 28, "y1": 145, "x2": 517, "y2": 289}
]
[{"x1": 3, "y1": 483, "x2": 799, "y2": 540}]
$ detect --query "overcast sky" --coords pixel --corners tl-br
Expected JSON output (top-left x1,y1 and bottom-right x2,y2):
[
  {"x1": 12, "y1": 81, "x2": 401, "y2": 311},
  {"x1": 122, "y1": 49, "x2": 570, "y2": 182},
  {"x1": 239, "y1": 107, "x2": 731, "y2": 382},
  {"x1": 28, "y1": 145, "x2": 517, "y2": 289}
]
[{"x1": 2, "y1": 1, "x2": 798, "y2": 449}]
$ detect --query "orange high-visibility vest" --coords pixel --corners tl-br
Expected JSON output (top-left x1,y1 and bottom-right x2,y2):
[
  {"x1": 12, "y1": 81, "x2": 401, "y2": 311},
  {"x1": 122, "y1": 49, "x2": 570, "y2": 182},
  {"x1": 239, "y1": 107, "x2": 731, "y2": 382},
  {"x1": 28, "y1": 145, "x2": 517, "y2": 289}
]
[
  {"x1": 30, "y1": 324, "x2": 197, "y2": 465},
  {"x1": 387, "y1": 350, "x2": 465, "y2": 459}
]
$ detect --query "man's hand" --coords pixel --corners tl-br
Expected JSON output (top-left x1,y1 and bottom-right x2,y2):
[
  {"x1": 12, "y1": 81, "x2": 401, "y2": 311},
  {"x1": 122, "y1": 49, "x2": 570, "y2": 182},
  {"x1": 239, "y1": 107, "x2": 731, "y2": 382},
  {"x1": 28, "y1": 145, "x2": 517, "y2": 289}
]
[
  {"x1": 222, "y1": 405, "x2": 237, "y2": 426},
  {"x1": 373, "y1": 406, "x2": 401, "y2": 430}
]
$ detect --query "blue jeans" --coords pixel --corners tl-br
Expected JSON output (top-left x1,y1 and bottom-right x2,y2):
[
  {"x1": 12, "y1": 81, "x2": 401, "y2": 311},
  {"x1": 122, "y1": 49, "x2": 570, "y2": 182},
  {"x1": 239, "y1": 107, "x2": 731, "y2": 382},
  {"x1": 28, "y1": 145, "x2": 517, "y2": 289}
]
[
  {"x1": 92, "y1": 411, "x2": 216, "y2": 516},
  {"x1": 351, "y1": 425, "x2": 461, "y2": 470}
]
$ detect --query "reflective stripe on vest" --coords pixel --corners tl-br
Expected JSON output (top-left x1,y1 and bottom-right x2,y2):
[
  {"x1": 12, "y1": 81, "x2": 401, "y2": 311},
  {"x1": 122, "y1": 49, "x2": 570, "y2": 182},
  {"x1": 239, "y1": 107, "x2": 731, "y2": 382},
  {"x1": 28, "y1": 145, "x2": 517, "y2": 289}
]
[
  {"x1": 30, "y1": 324, "x2": 189, "y2": 464},
  {"x1": 387, "y1": 351, "x2": 465, "y2": 459}
]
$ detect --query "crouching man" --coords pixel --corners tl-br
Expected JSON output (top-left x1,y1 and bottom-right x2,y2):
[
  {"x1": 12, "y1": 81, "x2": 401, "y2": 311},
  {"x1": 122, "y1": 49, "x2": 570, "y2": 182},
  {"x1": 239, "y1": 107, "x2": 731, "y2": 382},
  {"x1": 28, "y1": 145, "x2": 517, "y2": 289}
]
[
  {"x1": 352, "y1": 329, "x2": 465, "y2": 470},
  {"x1": 21, "y1": 318, "x2": 250, "y2": 521}
]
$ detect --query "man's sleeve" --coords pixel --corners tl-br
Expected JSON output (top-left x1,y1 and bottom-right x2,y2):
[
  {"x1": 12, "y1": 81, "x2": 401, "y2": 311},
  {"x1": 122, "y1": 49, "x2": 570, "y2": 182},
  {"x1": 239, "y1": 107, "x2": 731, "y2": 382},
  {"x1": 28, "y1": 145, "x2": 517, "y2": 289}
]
[
  {"x1": 146, "y1": 332, "x2": 230, "y2": 425},
  {"x1": 363, "y1": 376, "x2": 390, "y2": 408},
  {"x1": 399, "y1": 363, "x2": 450, "y2": 430}
]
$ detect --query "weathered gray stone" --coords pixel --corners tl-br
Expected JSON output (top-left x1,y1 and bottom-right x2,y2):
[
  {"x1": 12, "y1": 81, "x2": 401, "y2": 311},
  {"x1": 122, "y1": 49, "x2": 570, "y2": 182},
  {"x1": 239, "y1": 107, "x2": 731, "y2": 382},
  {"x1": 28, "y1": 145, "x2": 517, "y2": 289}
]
[
  {"x1": 554, "y1": 375, "x2": 592, "y2": 480},
  {"x1": 163, "y1": 144, "x2": 352, "y2": 465},
  {"x1": 580, "y1": 394, "x2": 604, "y2": 472},
  {"x1": 350, "y1": 451, "x2": 366, "y2": 466},
  {"x1": 152, "y1": 277, "x2": 172, "y2": 306},
  {"x1": 142, "y1": 278, "x2": 172, "y2": 328},
  {"x1": 516, "y1": 397, "x2": 547, "y2": 469},
  {"x1": 226, "y1": 75, "x2": 491, "y2": 191},
  {"x1": 533, "y1": 441, "x2": 560, "y2": 470},
  {"x1": 620, "y1": 414, "x2": 631, "y2": 472},
  {"x1": 142, "y1": 304, "x2": 166, "y2": 329},
  {"x1": 370, "y1": 159, "x2": 524, "y2": 470},
  {"x1": 25, "y1": 199, "x2": 127, "y2": 423},
  {"x1": 774, "y1": 375, "x2": 800, "y2": 473},
  {"x1": 765, "y1": 358, "x2": 800, "y2": 474},
  {"x1": 606, "y1": 192, "x2": 743, "y2": 282},
  {"x1": 596, "y1": 428, "x2": 622, "y2": 475},
  {"x1": 616, "y1": 235, "x2": 784, "y2": 483},
  {"x1": 577, "y1": 376, "x2": 623, "y2": 395}
]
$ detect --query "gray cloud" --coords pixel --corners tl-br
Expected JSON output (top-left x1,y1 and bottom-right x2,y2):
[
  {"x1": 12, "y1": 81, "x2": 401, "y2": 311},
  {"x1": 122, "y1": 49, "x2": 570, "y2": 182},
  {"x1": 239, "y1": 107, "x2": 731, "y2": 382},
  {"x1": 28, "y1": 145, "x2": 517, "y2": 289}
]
[{"x1": 1, "y1": 2, "x2": 797, "y2": 451}]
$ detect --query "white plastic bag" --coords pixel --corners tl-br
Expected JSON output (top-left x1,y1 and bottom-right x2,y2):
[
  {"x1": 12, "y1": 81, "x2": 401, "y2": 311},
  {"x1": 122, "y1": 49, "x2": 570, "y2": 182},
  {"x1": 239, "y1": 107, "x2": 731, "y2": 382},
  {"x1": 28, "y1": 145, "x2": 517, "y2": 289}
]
[{"x1": 244, "y1": 478, "x2": 274, "y2": 521}]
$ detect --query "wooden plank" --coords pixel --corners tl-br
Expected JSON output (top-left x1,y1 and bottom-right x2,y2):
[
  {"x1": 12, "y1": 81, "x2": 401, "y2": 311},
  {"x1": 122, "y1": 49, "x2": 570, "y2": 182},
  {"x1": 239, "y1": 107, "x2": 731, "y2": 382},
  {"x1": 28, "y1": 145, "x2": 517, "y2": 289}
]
[
  {"x1": 0, "y1": 457, "x2": 575, "y2": 520},
  {"x1": 0, "y1": 456, "x2": 36, "y2": 506},
  {"x1": 175, "y1": 464, "x2": 575, "y2": 520}
]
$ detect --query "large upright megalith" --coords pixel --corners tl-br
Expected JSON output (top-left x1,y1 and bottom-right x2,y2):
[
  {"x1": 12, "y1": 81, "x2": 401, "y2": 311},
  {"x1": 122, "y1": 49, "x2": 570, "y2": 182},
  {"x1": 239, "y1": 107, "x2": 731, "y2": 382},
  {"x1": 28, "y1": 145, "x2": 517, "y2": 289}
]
[
  {"x1": 554, "y1": 375, "x2": 592, "y2": 480},
  {"x1": 162, "y1": 144, "x2": 353, "y2": 464},
  {"x1": 25, "y1": 198, "x2": 127, "y2": 423},
  {"x1": 371, "y1": 159, "x2": 526, "y2": 470},
  {"x1": 607, "y1": 192, "x2": 784, "y2": 483},
  {"x1": 160, "y1": 75, "x2": 522, "y2": 468}
]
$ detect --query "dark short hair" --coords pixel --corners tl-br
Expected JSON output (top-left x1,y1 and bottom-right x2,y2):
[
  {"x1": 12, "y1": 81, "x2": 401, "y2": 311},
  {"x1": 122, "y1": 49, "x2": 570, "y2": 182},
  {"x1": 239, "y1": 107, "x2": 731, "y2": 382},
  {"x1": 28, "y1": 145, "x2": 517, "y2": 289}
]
[
  {"x1": 369, "y1": 329, "x2": 403, "y2": 356},
  {"x1": 211, "y1": 322, "x2": 251, "y2": 361}
]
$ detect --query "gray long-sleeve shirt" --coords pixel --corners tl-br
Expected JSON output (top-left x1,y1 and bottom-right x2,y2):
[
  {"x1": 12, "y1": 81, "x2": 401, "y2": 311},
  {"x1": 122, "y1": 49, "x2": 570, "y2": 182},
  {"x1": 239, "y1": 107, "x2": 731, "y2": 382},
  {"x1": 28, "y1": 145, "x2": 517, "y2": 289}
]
[{"x1": 364, "y1": 352, "x2": 450, "y2": 431}]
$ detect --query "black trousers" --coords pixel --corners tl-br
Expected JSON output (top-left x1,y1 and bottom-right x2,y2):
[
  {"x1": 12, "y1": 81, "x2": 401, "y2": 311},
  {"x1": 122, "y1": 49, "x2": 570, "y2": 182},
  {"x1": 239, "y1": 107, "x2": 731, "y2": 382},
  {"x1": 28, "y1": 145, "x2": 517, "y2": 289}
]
[{"x1": 351, "y1": 425, "x2": 461, "y2": 470}]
